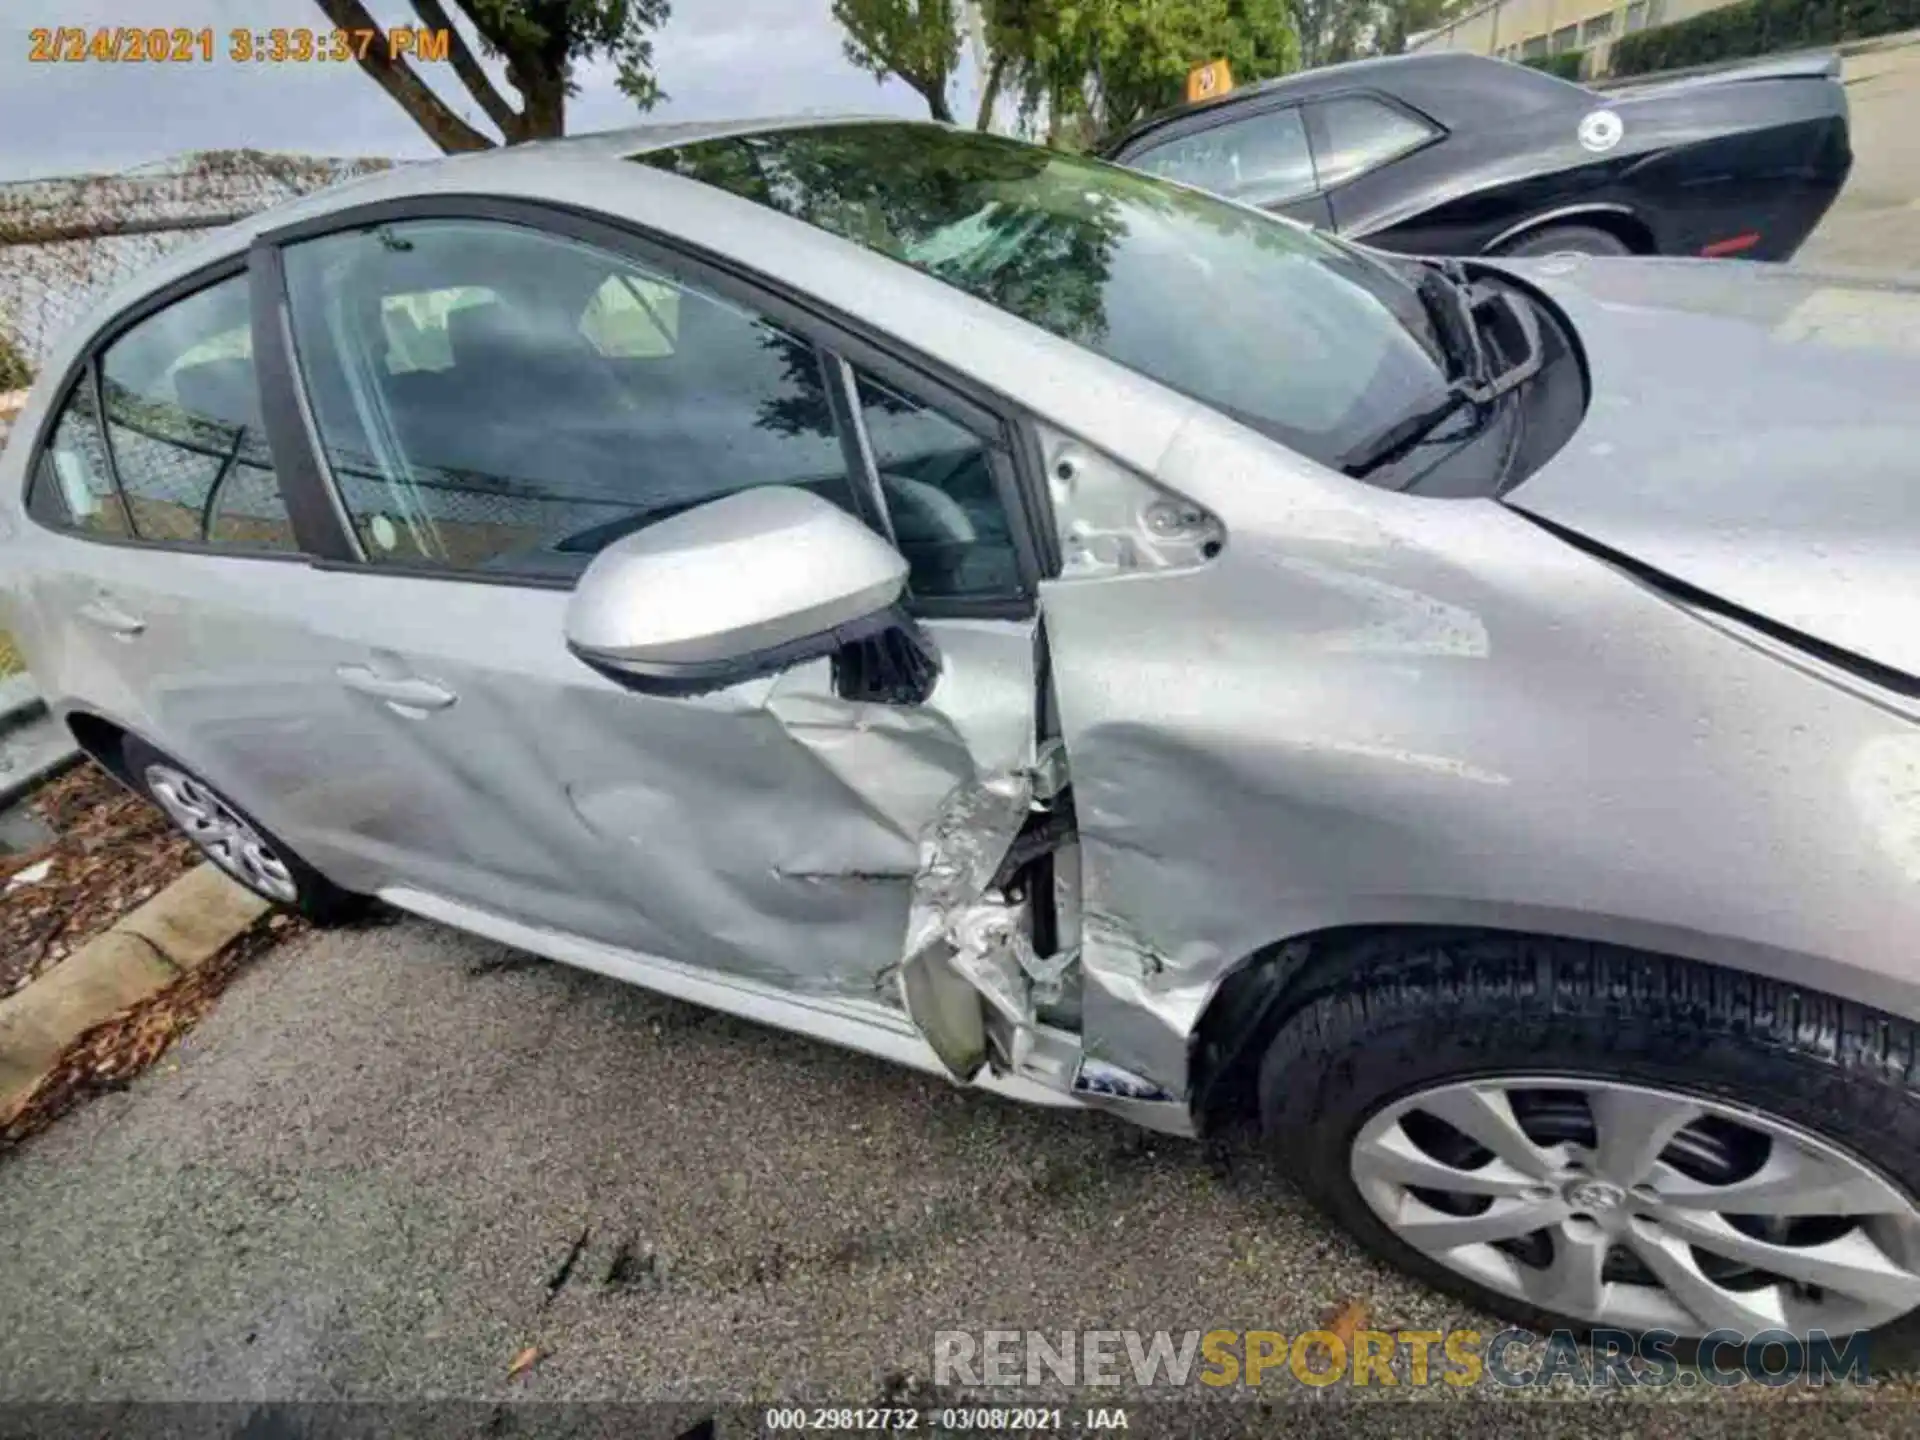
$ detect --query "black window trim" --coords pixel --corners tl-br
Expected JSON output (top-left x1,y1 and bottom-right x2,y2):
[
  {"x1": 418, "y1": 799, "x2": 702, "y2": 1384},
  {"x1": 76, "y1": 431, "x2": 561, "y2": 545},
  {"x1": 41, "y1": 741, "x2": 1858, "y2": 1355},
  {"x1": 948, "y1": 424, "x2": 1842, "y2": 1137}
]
[
  {"x1": 252, "y1": 193, "x2": 1056, "y2": 620},
  {"x1": 1303, "y1": 88, "x2": 1447, "y2": 195},
  {"x1": 19, "y1": 251, "x2": 317, "y2": 563}
]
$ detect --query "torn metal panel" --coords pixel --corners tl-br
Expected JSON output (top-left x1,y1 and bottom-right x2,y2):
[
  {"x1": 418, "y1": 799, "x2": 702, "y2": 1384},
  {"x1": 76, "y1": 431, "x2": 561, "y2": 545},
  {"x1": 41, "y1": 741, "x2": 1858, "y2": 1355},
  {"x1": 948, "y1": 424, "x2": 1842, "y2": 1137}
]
[
  {"x1": 1039, "y1": 424, "x2": 1224, "y2": 580},
  {"x1": 897, "y1": 766, "x2": 1036, "y2": 1080},
  {"x1": 896, "y1": 741, "x2": 1091, "y2": 1082}
]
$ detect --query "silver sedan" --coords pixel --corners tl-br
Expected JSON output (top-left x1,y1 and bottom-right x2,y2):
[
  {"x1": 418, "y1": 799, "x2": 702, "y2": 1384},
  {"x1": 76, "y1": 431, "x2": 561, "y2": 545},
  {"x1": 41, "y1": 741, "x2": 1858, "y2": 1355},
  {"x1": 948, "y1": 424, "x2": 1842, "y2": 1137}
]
[{"x1": 4, "y1": 117, "x2": 1919, "y2": 1354}]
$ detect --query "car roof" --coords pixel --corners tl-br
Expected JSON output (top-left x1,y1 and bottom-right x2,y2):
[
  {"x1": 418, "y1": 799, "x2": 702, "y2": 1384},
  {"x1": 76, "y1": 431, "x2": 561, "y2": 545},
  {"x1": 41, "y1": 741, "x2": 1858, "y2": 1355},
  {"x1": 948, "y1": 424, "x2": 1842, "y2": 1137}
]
[
  {"x1": 53, "y1": 114, "x2": 910, "y2": 344},
  {"x1": 24, "y1": 114, "x2": 1206, "y2": 488},
  {"x1": 1102, "y1": 51, "x2": 1585, "y2": 155}
]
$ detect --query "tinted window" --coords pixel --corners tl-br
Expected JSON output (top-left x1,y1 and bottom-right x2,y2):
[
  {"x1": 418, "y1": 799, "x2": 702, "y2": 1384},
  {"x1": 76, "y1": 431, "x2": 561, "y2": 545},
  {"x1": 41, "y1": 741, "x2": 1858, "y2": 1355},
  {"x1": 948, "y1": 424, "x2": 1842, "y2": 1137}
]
[
  {"x1": 856, "y1": 373, "x2": 1019, "y2": 600},
  {"x1": 280, "y1": 219, "x2": 864, "y2": 580},
  {"x1": 92, "y1": 275, "x2": 294, "y2": 550},
  {"x1": 1130, "y1": 106, "x2": 1317, "y2": 207},
  {"x1": 638, "y1": 125, "x2": 1452, "y2": 472},
  {"x1": 1312, "y1": 97, "x2": 1438, "y2": 189},
  {"x1": 27, "y1": 379, "x2": 131, "y2": 538}
]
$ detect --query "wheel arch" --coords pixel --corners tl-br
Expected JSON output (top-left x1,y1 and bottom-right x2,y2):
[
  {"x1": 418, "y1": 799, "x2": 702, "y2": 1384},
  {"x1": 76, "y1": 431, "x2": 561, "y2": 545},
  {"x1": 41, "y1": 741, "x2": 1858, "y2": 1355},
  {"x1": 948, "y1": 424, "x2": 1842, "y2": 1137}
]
[
  {"x1": 62, "y1": 707, "x2": 136, "y2": 788},
  {"x1": 1185, "y1": 917, "x2": 1920, "y2": 1134},
  {"x1": 1483, "y1": 203, "x2": 1658, "y2": 256}
]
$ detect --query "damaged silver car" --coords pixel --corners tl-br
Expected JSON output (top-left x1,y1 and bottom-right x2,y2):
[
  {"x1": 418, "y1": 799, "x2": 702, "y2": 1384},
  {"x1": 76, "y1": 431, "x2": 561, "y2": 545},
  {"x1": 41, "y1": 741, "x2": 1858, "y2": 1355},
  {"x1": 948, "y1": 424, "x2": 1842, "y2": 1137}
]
[{"x1": 6, "y1": 119, "x2": 1920, "y2": 1353}]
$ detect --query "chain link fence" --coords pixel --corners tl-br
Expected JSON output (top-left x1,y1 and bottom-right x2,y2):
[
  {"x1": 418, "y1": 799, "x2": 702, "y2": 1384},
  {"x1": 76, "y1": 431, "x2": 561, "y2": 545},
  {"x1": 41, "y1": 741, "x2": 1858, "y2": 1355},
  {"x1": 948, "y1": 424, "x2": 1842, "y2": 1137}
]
[{"x1": 0, "y1": 149, "x2": 392, "y2": 379}]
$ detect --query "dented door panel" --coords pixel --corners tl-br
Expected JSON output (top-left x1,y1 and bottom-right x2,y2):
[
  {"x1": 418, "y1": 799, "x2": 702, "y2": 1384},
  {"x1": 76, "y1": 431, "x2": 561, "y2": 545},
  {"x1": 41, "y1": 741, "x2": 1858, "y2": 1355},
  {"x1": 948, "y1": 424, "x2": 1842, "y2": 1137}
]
[{"x1": 284, "y1": 559, "x2": 1044, "y2": 1001}]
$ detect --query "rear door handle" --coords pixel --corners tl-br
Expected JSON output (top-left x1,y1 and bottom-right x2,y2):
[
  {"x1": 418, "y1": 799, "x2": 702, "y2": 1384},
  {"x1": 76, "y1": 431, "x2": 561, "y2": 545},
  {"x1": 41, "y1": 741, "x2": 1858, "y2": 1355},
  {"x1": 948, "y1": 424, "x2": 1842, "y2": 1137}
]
[
  {"x1": 75, "y1": 598, "x2": 145, "y2": 637},
  {"x1": 335, "y1": 664, "x2": 457, "y2": 713}
]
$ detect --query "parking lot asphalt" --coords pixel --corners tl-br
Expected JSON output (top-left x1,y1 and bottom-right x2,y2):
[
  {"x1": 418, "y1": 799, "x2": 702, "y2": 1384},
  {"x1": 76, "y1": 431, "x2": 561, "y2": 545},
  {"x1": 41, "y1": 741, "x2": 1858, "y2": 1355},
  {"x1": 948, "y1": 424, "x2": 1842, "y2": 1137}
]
[
  {"x1": 1, "y1": 913, "x2": 1911, "y2": 1432},
  {"x1": 5, "y1": 42, "x2": 1920, "y2": 1427},
  {"x1": 1797, "y1": 38, "x2": 1920, "y2": 270}
]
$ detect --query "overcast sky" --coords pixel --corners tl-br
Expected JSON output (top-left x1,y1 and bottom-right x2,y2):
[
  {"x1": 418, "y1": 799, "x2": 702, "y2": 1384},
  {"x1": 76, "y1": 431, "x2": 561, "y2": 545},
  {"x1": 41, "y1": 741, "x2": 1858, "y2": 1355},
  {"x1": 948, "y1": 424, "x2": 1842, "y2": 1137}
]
[{"x1": 0, "y1": 0, "x2": 956, "y2": 181}]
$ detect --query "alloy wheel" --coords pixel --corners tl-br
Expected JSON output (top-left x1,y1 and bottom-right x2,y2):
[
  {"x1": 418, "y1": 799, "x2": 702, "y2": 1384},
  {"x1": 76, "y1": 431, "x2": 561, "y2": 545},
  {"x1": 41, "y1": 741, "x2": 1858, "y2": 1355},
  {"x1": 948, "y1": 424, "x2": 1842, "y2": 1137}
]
[
  {"x1": 1350, "y1": 1075, "x2": 1920, "y2": 1336},
  {"x1": 145, "y1": 763, "x2": 299, "y2": 904}
]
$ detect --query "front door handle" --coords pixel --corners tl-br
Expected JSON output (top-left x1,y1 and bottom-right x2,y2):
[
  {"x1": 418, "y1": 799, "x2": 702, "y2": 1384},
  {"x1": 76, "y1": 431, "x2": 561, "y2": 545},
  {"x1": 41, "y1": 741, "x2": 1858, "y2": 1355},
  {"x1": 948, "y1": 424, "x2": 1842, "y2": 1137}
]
[
  {"x1": 75, "y1": 598, "x2": 145, "y2": 638},
  {"x1": 335, "y1": 664, "x2": 457, "y2": 713}
]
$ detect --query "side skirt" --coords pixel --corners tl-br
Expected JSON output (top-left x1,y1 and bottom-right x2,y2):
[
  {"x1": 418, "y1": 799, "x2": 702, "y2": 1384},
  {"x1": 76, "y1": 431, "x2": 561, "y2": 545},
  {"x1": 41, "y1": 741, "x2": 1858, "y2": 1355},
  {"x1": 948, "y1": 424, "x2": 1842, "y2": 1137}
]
[{"x1": 381, "y1": 885, "x2": 1196, "y2": 1136}]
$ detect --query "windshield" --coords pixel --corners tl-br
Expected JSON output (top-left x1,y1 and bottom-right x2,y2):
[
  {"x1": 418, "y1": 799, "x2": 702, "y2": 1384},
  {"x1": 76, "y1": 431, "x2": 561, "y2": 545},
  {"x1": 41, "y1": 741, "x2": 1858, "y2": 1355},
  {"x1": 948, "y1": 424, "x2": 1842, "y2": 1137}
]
[{"x1": 633, "y1": 123, "x2": 1453, "y2": 470}]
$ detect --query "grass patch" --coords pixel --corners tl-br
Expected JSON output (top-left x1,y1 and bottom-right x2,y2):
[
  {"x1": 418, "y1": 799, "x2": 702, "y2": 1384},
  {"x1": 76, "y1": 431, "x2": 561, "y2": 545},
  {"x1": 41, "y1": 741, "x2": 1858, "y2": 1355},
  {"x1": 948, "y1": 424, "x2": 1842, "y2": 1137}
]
[{"x1": 0, "y1": 632, "x2": 21, "y2": 677}]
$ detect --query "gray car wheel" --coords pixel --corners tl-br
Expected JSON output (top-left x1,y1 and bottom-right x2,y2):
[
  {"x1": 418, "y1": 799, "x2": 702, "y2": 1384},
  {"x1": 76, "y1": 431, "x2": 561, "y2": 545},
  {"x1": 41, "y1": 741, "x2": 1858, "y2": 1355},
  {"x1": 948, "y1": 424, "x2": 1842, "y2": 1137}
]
[
  {"x1": 123, "y1": 736, "x2": 366, "y2": 923},
  {"x1": 1261, "y1": 931, "x2": 1920, "y2": 1360}
]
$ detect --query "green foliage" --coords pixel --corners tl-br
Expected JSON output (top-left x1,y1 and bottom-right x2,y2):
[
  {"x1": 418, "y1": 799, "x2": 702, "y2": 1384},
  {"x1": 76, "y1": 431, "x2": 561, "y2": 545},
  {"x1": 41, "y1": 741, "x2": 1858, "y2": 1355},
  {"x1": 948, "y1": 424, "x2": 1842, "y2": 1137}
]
[
  {"x1": 460, "y1": 0, "x2": 671, "y2": 108},
  {"x1": 1610, "y1": 0, "x2": 1920, "y2": 78},
  {"x1": 833, "y1": 0, "x2": 965, "y2": 121},
  {"x1": 824, "y1": 0, "x2": 1300, "y2": 138},
  {"x1": 0, "y1": 331, "x2": 32, "y2": 393},
  {"x1": 992, "y1": 0, "x2": 1300, "y2": 139},
  {"x1": 1521, "y1": 50, "x2": 1585, "y2": 79}
]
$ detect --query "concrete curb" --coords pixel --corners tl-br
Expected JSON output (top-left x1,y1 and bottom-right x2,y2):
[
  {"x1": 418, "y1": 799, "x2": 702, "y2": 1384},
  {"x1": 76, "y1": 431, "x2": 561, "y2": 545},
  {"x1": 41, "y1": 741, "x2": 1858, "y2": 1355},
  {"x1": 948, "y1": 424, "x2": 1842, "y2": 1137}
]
[{"x1": 0, "y1": 861, "x2": 270, "y2": 1123}]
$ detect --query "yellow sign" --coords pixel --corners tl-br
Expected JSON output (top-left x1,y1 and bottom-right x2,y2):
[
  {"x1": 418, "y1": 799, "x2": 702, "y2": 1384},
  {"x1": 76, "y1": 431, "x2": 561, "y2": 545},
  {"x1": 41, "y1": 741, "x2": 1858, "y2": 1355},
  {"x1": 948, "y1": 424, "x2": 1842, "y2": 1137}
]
[{"x1": 1186, "y1": 58, "x2": 1233, "y2": 104}]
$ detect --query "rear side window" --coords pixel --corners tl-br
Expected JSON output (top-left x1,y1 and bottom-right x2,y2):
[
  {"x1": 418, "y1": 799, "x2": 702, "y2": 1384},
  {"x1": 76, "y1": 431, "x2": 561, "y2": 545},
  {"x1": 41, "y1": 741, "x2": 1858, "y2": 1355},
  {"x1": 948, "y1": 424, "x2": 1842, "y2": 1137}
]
[
  {"x1": 98, "y1": 275, "x2": 294, "y2": 551},
  {"x1": 1311, "y1": 96, "x2": 1439, "y2": 188},
  {"x1": 28, "y1": 273, "x2": 294, "y2": 552},
  {"x1": 27, "y1": 381, "x2": 131, "y2": 538},
  {"x1": 1129, "y1": 106, "x2": 1317, "y2": 207}
]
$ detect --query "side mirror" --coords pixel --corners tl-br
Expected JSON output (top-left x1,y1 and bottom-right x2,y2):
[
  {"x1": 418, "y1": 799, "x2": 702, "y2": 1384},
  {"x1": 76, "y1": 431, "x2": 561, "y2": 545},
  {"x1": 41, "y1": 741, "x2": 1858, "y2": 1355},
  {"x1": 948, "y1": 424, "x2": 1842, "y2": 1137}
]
[{"x1": 565, "y1": 486, "x2": 916, "y2": 698}]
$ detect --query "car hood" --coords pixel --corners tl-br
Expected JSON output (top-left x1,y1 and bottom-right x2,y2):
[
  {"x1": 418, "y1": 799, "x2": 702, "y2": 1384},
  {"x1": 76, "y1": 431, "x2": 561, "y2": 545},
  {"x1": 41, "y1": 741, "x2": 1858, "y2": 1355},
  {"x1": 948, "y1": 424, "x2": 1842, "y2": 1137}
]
[{"x1": 1495, "y1": 255, "x2": 1920, "y2": 683}]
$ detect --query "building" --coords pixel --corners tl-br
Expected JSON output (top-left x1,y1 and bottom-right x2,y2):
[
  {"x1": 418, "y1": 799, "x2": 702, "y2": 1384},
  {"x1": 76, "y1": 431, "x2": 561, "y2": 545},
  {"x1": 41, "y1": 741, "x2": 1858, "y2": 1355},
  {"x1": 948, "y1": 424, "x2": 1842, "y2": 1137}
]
[{"x1": 1408, "y1": 0, "x2": 1730, "y2": 76}]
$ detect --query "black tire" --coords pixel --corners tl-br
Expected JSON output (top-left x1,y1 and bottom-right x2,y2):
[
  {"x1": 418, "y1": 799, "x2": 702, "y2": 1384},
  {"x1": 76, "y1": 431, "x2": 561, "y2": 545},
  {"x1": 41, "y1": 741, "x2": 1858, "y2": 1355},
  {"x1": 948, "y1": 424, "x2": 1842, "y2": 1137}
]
[
  {"x1": 1495, "y1": 224, "x2": 1634, "y2": 258},
  {"x1": 123, "y1": 735, "x2": 368, "y2": 925},
  {"x1": 1259, "y1": 930, "x2": 1920, "y2": 1362}
]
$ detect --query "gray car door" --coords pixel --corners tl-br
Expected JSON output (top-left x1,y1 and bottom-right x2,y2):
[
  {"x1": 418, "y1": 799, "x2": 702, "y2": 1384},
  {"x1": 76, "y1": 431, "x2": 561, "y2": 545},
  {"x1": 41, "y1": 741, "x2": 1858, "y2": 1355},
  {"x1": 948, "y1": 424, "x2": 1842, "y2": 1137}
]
[{"x1": 267, "y1": 212, "x2": 1044, "y2": 1011}]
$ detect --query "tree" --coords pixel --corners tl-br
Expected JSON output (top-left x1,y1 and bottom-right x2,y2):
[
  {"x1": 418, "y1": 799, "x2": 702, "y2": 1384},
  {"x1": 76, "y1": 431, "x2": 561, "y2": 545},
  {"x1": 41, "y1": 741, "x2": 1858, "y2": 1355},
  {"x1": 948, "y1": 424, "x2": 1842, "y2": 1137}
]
[
  {"x1": 834, "y1": 0, "x2": 964, "y2": 124},
  {"x1": 989, "y1": 0, "x2": 1299, "y2": 144},
  {"x1": 1293, "y1": 0, "x2": 1475, "y2": 64},
  {"x1": 827, "y1": 0, "x2": 1299, "y2": 140},
  {"x1": 1370, "y1": 0, "x2": 1474, "y2": 54},
  {"x1": 311, "y1": 0, "x2": 670, "y2": 152}
]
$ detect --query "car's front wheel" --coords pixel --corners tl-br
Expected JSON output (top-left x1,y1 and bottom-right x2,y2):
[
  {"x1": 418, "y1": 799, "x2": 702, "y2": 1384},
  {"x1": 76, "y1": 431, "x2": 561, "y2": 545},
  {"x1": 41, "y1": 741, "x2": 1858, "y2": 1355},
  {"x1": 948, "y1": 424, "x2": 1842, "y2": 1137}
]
[
  {"x1": 1260, "y1": 932, "x2": 1920, "y2": 1357},
  {"x1": 124, "y1": 736, "x2": 366, "y2": 924}
]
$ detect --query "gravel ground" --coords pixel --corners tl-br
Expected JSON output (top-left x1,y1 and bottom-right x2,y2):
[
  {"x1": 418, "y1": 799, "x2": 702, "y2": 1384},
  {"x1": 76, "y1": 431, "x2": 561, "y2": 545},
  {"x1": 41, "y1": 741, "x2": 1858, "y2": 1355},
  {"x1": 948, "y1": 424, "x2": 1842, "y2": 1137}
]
[
  {"x1": 0, "y1": 764, "x2": 197, "y2": 999},
  {"x1": 1, "y1": 914, "x2": 1916, "y2": 1434}
]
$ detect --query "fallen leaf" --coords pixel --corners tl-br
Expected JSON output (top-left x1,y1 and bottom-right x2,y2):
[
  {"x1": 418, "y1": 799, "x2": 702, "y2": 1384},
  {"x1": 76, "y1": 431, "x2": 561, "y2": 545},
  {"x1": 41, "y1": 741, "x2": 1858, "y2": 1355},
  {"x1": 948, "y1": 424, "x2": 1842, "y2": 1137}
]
[
  {"x1": 1322, "y1": 1298, "x2": 1368, "y2": 1349},
  {"x1": 507, "y1": 1345, "x2": 542, "y2": 1379},
  {"x1": 5, "y1": 857, "x2": 54, "y2": 891}
]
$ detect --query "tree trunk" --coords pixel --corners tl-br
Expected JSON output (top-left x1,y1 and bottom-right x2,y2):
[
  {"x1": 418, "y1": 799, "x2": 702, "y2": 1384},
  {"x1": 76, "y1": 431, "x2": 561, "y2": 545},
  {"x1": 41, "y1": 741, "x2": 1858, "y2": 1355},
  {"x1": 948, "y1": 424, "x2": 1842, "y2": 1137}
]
[
  {"x1": 922, "y1": 82, "x2": 956, "y2": 124},
  {"x1": 410, "y1": 0, "x2": 521, "y2": 138},
  {"x1": 974, "y1": 55, "x2": 1006, "y2": 131},
  {"x1": 313, "y1": 0, "x2": 495, "y2": 152},
  {"x1": 517, "y1": 69, "x2": 567, "y2": 139}
]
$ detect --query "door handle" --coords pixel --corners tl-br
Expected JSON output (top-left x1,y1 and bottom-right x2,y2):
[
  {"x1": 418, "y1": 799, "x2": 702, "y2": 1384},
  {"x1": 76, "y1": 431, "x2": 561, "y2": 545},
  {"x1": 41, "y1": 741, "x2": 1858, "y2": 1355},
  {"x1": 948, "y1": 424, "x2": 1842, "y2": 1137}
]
[
  {"x1": 335, "y1": 664, "x2": 457, "y2": 713},
  {"x1": 75, "y1": 598, "x2": 145, "y2": 637}
]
